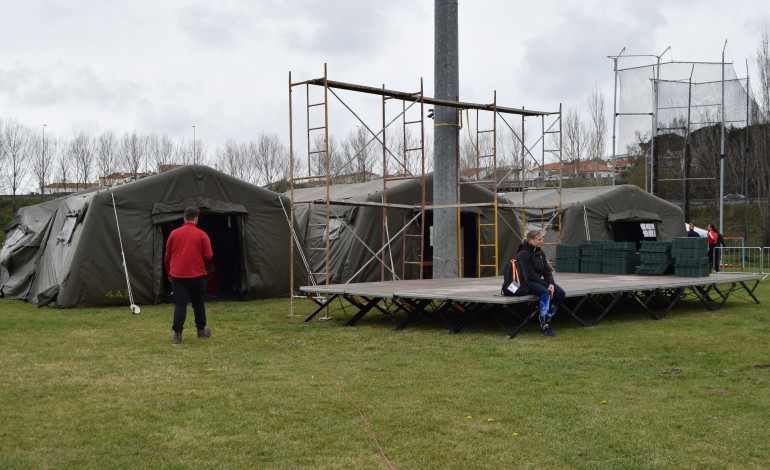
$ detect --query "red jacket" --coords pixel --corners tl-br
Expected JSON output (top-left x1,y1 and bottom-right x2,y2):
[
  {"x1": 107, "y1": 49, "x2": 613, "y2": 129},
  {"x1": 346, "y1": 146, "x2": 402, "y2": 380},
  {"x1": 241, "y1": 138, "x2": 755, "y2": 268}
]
[
  {"x1": 164, "y1": 222, "x2": 213, "y2": 278},
  {"x1": 707, "y1": 229, "x2": 718, "y2": 246}
]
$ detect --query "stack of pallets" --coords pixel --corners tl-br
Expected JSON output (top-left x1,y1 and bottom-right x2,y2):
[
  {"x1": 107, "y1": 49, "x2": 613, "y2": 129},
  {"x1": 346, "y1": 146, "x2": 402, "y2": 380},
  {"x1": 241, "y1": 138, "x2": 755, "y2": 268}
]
[
  {"x1": 636, "y1": 241, "x2": 673, "y2": 275},
  {"x1": 579, "y1": 241, "x2": 608, "y2": 273},
  {"x1": 602, "y1": 241, "x2": 640, "y2": 275},
  {"x1": 672, "y1": 237, "x2": 710, "y2": 277},
  {"x1": 555, "y1": 245, "x2": 581, "y2": 272}
]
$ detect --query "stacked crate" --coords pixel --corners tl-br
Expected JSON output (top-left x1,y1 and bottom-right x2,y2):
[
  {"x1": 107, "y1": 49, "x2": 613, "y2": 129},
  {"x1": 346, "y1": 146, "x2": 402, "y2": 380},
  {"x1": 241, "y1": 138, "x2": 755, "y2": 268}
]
[
  {"x1": 601, "y1": 241, "x2": 640, "y2": 275},
  {"x1": 636, "y1": 241, "x2": 673, "y2": 275},
  {"x1": 555, "y1": 245, "x2": 581, "y2": 272},
  {"x1": 672, "y1": 237, "x2": 710, "y2": 277},
  {"x1": 579, "y1": 241, "x2": 607, "y2": 273}
]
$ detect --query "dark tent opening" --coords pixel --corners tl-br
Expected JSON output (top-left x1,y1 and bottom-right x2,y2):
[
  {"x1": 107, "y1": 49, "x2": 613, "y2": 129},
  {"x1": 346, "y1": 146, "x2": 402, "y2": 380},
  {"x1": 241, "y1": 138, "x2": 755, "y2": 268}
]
[
  {"x1": 610, "y1": 221, "x2": 658, "y2": 246},
  {"x1": 161, "y1": 213, "x2": 245, "y2": 300},
  {"x1": 421, "y1": 211, "x2": 479, "y2": 279}
]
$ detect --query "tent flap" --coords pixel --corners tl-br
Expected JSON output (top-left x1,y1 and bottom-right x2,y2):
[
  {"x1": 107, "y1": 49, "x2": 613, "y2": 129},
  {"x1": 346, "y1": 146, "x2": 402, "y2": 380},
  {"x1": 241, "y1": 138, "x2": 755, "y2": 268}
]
[
  {"x1": 608, "y1": 209, "x2": 662, "y2": 223},
  {"x1": 151, "y1": 198, "x2": 248, "y2": 224}
]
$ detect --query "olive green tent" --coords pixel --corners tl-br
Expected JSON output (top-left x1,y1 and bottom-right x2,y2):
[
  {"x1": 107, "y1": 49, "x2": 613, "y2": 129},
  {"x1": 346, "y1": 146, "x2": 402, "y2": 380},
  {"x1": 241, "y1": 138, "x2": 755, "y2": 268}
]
[
  {"x1": 290, "y1": 174, "x2": 522, "y2": 285},
  {"x1": 501, "y1": 185, "x2": 687, "y2": 258},
  {"x1": 1, "y1": 165, "x2": 306, "y2": 307}
]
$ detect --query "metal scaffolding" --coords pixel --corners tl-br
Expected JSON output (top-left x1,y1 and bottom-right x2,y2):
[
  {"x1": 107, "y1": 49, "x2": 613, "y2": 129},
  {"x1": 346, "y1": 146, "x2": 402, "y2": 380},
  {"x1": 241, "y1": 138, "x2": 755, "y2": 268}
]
[{"x1": 288, "y1": 65, "x2": 563, "y2": 314}]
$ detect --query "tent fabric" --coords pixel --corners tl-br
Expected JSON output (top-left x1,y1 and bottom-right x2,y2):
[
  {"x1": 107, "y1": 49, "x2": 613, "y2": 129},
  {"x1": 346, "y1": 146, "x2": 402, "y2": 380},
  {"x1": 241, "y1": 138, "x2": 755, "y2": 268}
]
[
  {"x1": 290, "y1": 174, "x2": 522, "y2": 285},
  {"x1": 0, "y1": 165, "x2": 306, "y2": 307},
  {"x1": 501, "y1": 185, "x2": 686, "y2": 258}
]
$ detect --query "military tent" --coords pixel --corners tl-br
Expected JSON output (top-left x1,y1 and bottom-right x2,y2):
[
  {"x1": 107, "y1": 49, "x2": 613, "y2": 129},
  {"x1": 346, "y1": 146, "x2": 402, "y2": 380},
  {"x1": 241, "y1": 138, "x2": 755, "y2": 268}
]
[
  {"x1": 290, "y1": 174, "x2": 522, "y2": 285},
  {"x1": 501, "y1": 185, "x2": 686, "y2": 257},
  {"x1": 0, "y1": 165, "x2": 305, "y2": 307}
]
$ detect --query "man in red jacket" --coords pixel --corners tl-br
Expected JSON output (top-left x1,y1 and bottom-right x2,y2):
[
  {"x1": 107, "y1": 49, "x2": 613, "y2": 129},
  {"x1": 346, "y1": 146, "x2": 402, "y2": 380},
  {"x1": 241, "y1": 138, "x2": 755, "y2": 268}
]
[{"x1": 164, "y1": 207, "x2": 214, "y2": 344}]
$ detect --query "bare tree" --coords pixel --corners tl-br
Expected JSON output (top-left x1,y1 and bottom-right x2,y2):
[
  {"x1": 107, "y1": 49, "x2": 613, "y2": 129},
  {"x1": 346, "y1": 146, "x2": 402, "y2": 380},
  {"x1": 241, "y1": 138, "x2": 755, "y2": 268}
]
[
  {"x1": 120, "y1": 131, "x2": 145, "y2": 179},
  {"x1": 587, "y1": 85, "x2": 608, "y2": 161},
  {"x1": 216, "y1": 139, "x2": 250, "y2": 181},
  {"x1": 156, "y1": 134, "x2": 176, "y2": 170},
  {"x1": 56, "y1": 136, "x2": 73, "y2": 190},
  {"x1": 96, "y1": 130, "x2": 118, "y2": 182},
  {"x1": 31, "y1": 126, "x2": 54, "y2": 195},
  {"x1": 309, "y1": 134, "x2": 342, "y2": 178},
  {"x1": 144, "y1": 133, "x2": 160, "y2": 173},
  {"x1": 1, "y1": 118, "x2": 32, "y2": 206},
  {"x1": 340, "y1": 127, "x2": 378, "y2": 181},
  {"x1": 70, "y1": 132, "x2": 94, "y2": 189},
  {"x1": 191, "y1": 136, "x2": 206, "y2": 165},
  {"x1": 561, "y1": 107, "x2": 589, "y2": 178},
  {"x1": 252, "y1": 133, "x2": 288, "y2": 186}
]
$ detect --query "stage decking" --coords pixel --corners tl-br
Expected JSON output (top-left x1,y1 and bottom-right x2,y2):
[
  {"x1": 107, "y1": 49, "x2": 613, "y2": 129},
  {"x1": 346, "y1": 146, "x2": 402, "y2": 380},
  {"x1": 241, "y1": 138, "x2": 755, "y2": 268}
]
[{"x1": 300, "y1": 272, "x2": 761, "y2": 338}]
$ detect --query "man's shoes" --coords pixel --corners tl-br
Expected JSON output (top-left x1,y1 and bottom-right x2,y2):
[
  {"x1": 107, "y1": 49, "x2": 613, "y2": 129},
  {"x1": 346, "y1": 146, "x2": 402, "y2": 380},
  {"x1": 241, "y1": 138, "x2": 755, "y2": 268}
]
[
  {"x1": 172, "y1": 333, "x2": 183, "y2": 344},
  {"x1": 541, "y1": 325, "x2": 556, "y2": 337},
  {"x1": 197, "y1": 328, "x2": 212, "y2": 339}
]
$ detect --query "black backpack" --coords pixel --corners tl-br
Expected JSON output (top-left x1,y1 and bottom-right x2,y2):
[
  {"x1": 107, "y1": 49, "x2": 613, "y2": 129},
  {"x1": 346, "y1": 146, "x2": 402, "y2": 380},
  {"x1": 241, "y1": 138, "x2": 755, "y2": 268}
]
[{"x1": 501, "y1": 259, "x2": 524, "y2": 296}]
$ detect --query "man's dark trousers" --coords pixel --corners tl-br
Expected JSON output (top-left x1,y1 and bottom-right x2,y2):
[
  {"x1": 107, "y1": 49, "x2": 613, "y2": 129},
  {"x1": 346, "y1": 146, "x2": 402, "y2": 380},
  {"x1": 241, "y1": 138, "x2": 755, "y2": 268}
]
[{"x1": 171, "y1": 276, "x2": 207, "y2": 332}]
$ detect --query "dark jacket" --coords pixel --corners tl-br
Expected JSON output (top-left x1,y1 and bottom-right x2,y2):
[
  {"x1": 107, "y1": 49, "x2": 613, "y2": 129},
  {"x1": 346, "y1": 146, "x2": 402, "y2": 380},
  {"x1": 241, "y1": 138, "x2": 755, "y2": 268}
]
[{"x1": 515, "y1": 242, "x2": 554, "y2": 291}]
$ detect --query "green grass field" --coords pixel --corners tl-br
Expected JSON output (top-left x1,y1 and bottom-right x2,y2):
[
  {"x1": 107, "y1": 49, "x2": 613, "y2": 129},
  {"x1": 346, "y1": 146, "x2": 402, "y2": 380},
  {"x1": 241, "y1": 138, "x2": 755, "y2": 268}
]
[{"x1": 1, "y1": 282, "x2": 768, "y2": 469}]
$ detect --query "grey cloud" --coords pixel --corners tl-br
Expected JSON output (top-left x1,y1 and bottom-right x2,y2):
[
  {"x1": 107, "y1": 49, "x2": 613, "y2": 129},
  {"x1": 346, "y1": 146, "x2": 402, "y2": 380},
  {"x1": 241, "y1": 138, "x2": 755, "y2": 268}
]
[
  {"x1": 176, "y1": 2, "x2": 256, "y2": 48},
  {"x1": 517, "y1": 3, "x2": 666, "y2": 104},
  {"x1": 0, "y1": 62, "x2": 150, "y2": 111}
]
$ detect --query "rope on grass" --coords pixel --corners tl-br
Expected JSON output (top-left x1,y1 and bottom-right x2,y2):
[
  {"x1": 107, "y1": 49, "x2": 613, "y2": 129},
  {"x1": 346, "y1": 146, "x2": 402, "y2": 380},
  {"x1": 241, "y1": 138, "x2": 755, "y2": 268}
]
[{"x1": 333, "y1": 373, "x2": 395, "y2": 470}]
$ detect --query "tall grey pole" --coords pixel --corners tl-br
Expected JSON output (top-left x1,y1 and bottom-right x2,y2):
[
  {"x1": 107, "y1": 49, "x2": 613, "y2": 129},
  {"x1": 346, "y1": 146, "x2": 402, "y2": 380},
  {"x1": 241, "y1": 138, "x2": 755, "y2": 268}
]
[
  {"x1": 719, "y1": 41, "x2": 726, "y2": 233},
  {"x1": 433, "y1": 0, "x2": 459, "y2": 278},
  {"x1": 42, "y1": 124, "x2": 47, "y2": 194},
  {"x1": 610, "y1": 47, "x2": 624, "y2": 186}
]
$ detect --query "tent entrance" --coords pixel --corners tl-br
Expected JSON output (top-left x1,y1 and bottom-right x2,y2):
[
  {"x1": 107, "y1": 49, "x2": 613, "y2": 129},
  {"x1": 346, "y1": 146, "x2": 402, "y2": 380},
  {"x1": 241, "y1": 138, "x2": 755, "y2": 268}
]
[
  {"x1": 160, "y1": 213, "x2": 245, "y2": 300},
  {"x1": 609, "y1": 221, "x2": 658, "y2": 245},
  {"x1": 421, "y1": 212, "x2": 479, "y2": 278}
]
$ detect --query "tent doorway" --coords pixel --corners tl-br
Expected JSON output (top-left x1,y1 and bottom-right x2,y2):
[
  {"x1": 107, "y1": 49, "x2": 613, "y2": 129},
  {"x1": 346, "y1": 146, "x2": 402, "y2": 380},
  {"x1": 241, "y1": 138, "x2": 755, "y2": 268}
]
[
  {"x1": 421, "y1": 212, "x2": 479, "y2": 278},
  {"x1": 160, "y1": 213, "x2": 245, "y2": 300},
  {"x1": 610, "y1": 221, "x2": 658, "y2": 246}
]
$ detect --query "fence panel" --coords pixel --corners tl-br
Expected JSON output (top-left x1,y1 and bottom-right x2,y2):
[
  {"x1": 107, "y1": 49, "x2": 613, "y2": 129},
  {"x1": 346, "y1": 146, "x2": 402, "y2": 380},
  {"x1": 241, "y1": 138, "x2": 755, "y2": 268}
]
[{"x1": 716, "y1": 246, "x2": 763, "y2": 274}]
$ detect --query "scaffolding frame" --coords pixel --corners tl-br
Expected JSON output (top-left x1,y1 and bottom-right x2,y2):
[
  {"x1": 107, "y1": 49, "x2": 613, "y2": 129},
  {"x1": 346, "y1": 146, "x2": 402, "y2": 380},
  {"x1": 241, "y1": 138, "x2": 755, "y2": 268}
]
[{"x1": 288, "y1": 65, "x2": 563, "y2": 314}]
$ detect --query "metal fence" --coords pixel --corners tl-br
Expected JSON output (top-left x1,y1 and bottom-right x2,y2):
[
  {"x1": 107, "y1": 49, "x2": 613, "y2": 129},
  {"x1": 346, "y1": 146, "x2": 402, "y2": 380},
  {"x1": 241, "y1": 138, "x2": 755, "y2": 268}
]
[{"x1": 716, "y1": 246, "x2": 767, "y2": 278}]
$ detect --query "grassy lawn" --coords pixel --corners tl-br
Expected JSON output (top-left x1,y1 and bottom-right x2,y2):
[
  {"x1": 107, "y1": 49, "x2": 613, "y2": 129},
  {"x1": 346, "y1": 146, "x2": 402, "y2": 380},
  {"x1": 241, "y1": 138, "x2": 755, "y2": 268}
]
[{"x1": 0, "y1": 281, "x2": 768, "y2": 469}]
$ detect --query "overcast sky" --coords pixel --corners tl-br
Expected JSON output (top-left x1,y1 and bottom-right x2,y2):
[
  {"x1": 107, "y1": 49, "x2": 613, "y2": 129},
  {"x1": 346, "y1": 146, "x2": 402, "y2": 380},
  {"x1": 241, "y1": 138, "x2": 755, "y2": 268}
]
[{"x1": 1, "y1": 0, "x2": 768, "y2": 152}]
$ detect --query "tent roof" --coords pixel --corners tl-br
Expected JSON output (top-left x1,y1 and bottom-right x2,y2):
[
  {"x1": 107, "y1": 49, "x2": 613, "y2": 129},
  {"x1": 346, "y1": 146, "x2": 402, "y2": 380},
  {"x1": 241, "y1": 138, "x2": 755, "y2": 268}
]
[
  {"x1": 502, "y1": 186, "x2": 620, "y2": 209},
  {"x1": 289, "y1": 178, "x2": 414, "y2": 203}
]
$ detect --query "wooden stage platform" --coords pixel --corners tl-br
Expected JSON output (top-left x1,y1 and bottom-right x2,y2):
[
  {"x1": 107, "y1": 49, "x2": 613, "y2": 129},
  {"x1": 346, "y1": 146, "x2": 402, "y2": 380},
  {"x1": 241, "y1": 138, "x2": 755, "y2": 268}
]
[{"x1": 300, "y1": 272, "x2": 761, "y2": 338}]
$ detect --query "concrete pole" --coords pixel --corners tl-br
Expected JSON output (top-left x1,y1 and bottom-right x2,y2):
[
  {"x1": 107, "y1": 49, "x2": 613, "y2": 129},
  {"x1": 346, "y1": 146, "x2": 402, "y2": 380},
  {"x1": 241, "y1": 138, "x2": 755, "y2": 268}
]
[{"x1": 433, "y1": 0, "x2": 460, "y2": 278}]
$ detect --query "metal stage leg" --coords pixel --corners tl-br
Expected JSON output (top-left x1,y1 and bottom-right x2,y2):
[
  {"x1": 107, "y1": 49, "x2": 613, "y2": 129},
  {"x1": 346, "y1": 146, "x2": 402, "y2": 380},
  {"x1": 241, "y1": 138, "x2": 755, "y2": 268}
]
[
  {"x1": 632, "y1": 288, "x2": 685, "y2": 320},
  {"x1": 592, "y1": 292, "x2": 627, "y2": 325},
  {"x1": 559, "y1": 296, "x2": 591, "y2": 327},
  {"x1": 739, "y1": 280, "x2": 761, "y2": 304},
  {"x1": 304, "y1": 293, "x2": 339, "y2": 322},
  {"x1": 342, "y1": 294, "x2": 383, "y2": 326},
  {"x1": 393, "y1": 298, "x2": 434, "y2": 331},
  {"x1": 501, "y1": 304, "x2": 538, "y2": 339}
]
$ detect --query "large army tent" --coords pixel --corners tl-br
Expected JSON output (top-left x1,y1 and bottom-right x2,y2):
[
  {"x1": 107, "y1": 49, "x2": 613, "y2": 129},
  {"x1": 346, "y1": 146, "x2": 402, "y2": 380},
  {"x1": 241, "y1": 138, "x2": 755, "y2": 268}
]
[
  {"x1": 501, "y1": 185, "x2": 686, "y2": 257},
  {"x1": 0, "y1": 165, "x2": 306, "y2": 307},
  {"x1": 290, "y1": 174, "x2": 522, "y2": 285}
]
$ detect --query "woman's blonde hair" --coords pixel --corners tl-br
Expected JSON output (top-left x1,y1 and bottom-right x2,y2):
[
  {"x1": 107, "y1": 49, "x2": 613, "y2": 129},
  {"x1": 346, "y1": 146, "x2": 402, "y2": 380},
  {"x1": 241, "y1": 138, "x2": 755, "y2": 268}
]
[{"x1": 525, "y1": 230, "x2": 543, "y2": 242}]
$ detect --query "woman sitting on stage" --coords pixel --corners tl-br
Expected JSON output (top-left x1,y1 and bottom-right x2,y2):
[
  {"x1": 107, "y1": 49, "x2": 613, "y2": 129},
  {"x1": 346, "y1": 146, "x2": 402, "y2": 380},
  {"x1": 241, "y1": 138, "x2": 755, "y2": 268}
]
[{"x1": 516, "y1": 230, "x2": 566, "y2": 337}]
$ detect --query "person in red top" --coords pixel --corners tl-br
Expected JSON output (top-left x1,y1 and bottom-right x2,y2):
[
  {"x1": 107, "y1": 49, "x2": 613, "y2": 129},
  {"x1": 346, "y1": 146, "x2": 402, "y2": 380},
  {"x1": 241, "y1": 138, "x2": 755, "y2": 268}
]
[
  {"x1": 164, "y1": 207, "x2": 214, "y2": 344},
  {"x1": 707, "y1": 223, "x2": 724, "y2": 273}
]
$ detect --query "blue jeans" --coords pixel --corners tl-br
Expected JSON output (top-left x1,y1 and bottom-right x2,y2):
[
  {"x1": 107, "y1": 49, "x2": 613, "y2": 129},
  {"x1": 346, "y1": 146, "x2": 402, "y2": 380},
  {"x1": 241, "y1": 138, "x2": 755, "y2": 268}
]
[
  {"x1": 171, "y1": 276, "x2": 207, "y2": 333},
  {"x1": 528, "y1": 282, "x2": 565, "y2": 325}
]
